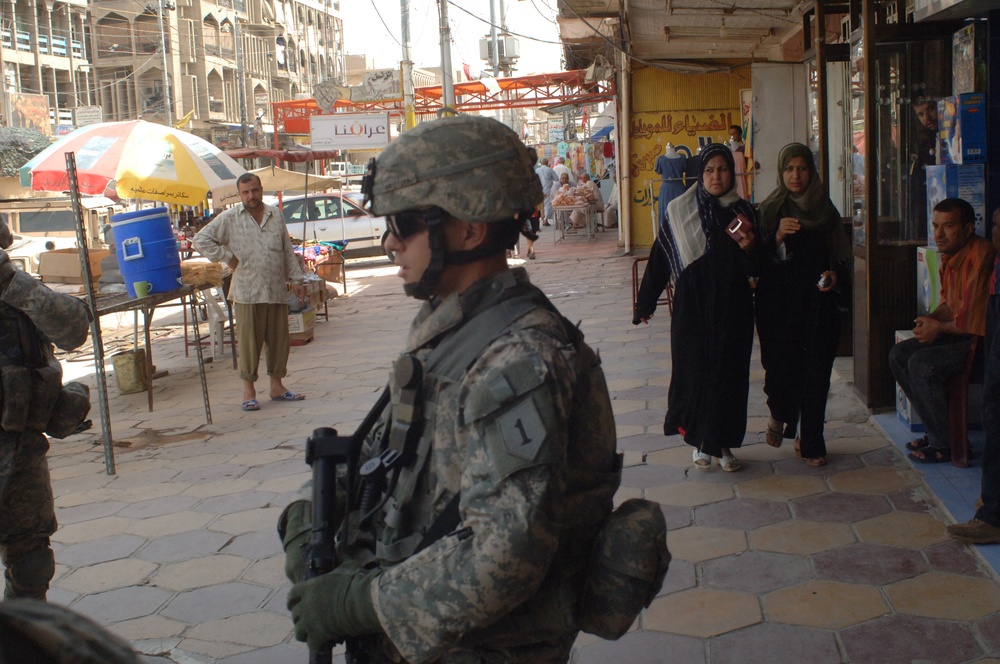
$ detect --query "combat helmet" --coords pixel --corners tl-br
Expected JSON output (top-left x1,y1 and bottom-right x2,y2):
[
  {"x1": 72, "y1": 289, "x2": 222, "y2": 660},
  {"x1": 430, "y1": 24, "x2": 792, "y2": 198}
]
[{"x1": 361, "y1": 115, "x2": 543, "y2": 299}]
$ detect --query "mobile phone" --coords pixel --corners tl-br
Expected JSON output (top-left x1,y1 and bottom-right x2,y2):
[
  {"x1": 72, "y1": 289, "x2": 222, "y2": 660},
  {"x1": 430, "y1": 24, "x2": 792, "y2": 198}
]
[{"x1": 726, "y1": 216, "x2": 745, "y2": 242}]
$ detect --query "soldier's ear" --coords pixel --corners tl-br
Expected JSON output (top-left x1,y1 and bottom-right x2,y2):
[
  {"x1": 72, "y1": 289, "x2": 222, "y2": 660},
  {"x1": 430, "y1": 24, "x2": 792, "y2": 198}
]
[{"x1": 445, "y1": 218, "x2": 489, "y2": 251}]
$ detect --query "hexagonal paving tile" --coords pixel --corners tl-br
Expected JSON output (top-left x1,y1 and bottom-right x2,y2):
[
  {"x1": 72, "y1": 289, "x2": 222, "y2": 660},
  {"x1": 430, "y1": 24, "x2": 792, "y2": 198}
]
[
  {"x1": 885, "y1": 571, "x2": 1000, "y2": 621},
  {"x1": 735, "y1": 474, "x2": 828, "y2": 502},
  {"x1": 827, "y1": 466, "x2": 918, "y2": 494},
  {"x1": 751, "y1": 519, "x2": 855, "y2": 555},
  {"x1": 136, "y1": 529, "x2": 231, "y2": 564},
  {"x1": 646, "y1": 482, "x2": 734, "y2": 507},
  {"x1": 647, "y1": 446, "x2": 703, "y2": 468},
  {"x1": 621, "y1": 464, "x2": 688, "y2": 489},
  {"x1": 701, "y1": 551, "x2": 811, "y2": 594},
  {"x1": 812, "y1": 542, "x2": 927, "y2": 585},
  {"x1": 792, "y1": 491, "x2": 892, "y2": 523},
  {"x1": 709, "y1": 623, "x2": 842, "y2": 664},
  {"x1": 657, "y1": 558, "x2": 696, "y2": 596},
  {"x1": 765, "y1": 579, "x2": 889, "y2": 629},
  {"x1": 854, "y1": 511, "x2": 951, "y2": 550},
  {"x1": 70, "y1": 585, "x2": 173, "y2": 624},
  {"x1": 694, "y1": 498, "x2": 790, "y2": 531},
  {"x1": 106, "y1": 615, "x2": 187, "y2": 642},
  {"x1": 840, "y1": 614, "x2": 983, "y2": 664},
  {"x1": 161, "y1": 581, "x2": 272, "y2": 623},
  {"x1": 152, "y1": 554, "x2": 250, "y2": 591},
  {"x1": 126, "y1": 511, "x2": 215, "y2": 539},
  {"x1": 573, "y1": 630, "x2": 706, "y2": 664},
  {"x1": 242, "y1": 555, "x2": 287, "y2": 587},
  {"x1": 185, "y1": 611, "x2": 291, "y2": 648},
  {"x1": 644, "y1": 588, "x2": 761, "y2": 638},
  {"x1": 51, "y1": 516, "x2": 135, "y2": 544},
  {"x1": 59, "y1": 558, "x2": 158, "y2": 594},
  {"x1": 977, "y1": 613, "x2": 1000, "y2": 654},
  {"x1": 667, "y1": 526, "x2": 747, "y2": 562},
  {"x1": 209, "y1": 507, "x2": 285, "y2": 536},
  {"x1": 924, "y1": 539, "x2": 991, "y2": 576},
  {"x1": 55, "y1": 534, "x2": 147, "y2": 567}
]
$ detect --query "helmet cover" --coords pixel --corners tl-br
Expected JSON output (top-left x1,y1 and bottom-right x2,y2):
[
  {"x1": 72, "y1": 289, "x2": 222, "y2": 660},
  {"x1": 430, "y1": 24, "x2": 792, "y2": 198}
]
[{"x1": 369, "y1": 115, "x2": 543, "y2": 222}]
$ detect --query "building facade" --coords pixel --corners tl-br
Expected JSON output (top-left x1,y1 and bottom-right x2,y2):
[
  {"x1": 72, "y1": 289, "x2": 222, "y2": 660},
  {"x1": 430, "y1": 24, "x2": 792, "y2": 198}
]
[{"x1": 1, "y1": 0, "x2": 345, "y2": 146}]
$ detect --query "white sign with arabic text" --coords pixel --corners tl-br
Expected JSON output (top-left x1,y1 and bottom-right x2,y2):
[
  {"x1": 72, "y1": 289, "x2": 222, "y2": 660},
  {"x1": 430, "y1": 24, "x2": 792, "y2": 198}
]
[{"x1": 310, "y1": 113, "x2": 390, "y2": 150}]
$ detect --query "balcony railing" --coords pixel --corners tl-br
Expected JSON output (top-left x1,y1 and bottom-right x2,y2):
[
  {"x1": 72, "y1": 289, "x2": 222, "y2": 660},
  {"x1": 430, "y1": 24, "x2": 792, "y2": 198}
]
[
  {"x1": 17, "y1": 30, "x2": 31, "y2": 52},
  {"x1": 52, "y1": 35, "x2": 67, "y2": 57},
  {"x1": 38, "y1": 35, "x2": 48, "y2": 54},
  {"x1": 72, "y1": 40, "x2": 83, "y2": 59}
]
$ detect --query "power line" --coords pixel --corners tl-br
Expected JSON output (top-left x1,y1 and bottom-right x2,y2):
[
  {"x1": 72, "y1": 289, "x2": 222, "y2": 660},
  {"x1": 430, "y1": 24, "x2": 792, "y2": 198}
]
[
  {"x1": 367, "y1": 0, "x2": 402, "y2": 47},
  {"x1": 447, "y1": 1, "x2": 563, "y2": 45}
]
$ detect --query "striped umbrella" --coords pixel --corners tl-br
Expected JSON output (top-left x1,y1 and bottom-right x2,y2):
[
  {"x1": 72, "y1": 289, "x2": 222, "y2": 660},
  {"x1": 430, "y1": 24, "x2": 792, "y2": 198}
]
[{"x1": 20, "y1": 120, "x2": 246, "y2": 207}]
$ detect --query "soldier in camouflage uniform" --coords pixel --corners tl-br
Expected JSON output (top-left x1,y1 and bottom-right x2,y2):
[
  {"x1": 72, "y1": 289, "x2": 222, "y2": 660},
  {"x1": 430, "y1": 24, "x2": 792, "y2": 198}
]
[
  {"x1": 281, "y1": 115, "x2": 622, "y2": 663},
  {"x1": 0, "y1": 599, "x2": 140, "y2": 663},
  {"x1": 0, "y1": 218, "x2": 91, "y2": 600}
]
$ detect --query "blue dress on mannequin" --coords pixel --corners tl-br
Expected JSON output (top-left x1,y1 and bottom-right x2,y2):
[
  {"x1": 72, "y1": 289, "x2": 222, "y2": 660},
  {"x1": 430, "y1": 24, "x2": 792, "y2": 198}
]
[{"x1": 655, "y1": 152, "x2": 687, "y2": 225}]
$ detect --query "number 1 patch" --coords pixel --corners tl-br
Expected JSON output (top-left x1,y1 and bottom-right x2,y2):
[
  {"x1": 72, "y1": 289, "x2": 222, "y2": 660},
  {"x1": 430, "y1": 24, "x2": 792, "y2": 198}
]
[{"x1": 496, "y1": 398, "x2": 546, "y2": 462}]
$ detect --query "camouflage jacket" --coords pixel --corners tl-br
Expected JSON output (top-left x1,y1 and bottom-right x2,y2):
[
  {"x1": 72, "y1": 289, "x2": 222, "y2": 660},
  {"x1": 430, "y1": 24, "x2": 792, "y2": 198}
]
[
  {"x1": 1, "y1": 267, "x2": 90, "y2": 360},
  {"x1": 365, "y1": 268, "x2": 620, "y2": 663}
]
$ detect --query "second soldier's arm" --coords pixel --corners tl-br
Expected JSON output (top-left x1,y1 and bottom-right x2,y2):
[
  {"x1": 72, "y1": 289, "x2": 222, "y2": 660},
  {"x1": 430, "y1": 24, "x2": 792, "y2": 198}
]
[{"x1": 0, "y1": 252, "x2": 90, "y2": 351}]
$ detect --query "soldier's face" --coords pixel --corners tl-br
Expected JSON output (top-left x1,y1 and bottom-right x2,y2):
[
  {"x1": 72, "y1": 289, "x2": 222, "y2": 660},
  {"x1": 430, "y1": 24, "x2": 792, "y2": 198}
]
[{"x1": 385, "y1": 216, "x2": 431, "y2": 290}]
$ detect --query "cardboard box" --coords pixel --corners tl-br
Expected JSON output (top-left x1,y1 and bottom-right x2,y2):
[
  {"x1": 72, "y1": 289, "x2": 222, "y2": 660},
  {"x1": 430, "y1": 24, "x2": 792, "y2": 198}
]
[
  {"x1": 894, "y1": 330, "x2": 925, "y2": 432},
  {"x1": 916, "y1": 246, "x2": 942, "y2": 316},
  {"x1": 952, "y1": 24, "x2": 987, "y2": 96},
  {"x1": 288, "y1": 306, "x2": 316, "y2": 334},
  {"x1": 38, "y1": 248, "x2": 109, "y2": 284},
  {"x1": 289, "y1": 328, "x2": 315, "y2": 346},
  {"x1": 925, "y1": 164, "x2": 986, "y2": 242},
  {"x1": 937, "y1": 93, "x2": 987, "y2": 165}
]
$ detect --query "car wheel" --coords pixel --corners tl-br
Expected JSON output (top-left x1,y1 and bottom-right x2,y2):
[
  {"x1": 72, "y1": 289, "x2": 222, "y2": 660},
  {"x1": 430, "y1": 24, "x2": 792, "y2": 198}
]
[{"x1": 381, "y1": 231, "x2": 395, "y2": 262}]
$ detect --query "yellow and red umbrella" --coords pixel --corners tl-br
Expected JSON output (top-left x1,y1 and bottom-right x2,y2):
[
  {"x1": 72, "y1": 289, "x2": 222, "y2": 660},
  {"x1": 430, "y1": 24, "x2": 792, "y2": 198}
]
[{"x1": 20, "y1": 120, "x2": 246, "y2": 207}]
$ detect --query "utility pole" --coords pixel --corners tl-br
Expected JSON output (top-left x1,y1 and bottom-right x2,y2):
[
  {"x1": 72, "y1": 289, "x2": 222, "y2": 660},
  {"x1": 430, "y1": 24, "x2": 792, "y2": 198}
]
[
  {"x1": 234, "y1": 11, "x2": 249, "y2": 147},
  {"x1": 400, "y1": 0, "x2": 416, "y2": 130},
  {"x1": 489, "y1": 0, "x2": 499, "y2": 77},
  {"x1": 437, "y1": 0, "x2": 455, "y2": 113},
  {"x1": 157, "y1": 0, "x2": 171, "y2": 125}
]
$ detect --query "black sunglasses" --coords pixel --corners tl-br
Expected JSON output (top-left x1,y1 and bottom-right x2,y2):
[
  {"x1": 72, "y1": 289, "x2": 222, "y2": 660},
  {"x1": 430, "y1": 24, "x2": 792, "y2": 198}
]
[{"x1": 387, "y1": 207, "x2": 444, "y2": 240}]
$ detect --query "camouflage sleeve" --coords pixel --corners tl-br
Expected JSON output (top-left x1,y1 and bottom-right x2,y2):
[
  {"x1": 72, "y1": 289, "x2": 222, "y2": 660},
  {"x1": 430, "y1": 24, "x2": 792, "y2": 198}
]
[
  {"x1": 1, "y1": 270, "x2": 90, "y2": 351},
  {"x1": 371, "y1": 329, "x2": 574, "y2": 663}
]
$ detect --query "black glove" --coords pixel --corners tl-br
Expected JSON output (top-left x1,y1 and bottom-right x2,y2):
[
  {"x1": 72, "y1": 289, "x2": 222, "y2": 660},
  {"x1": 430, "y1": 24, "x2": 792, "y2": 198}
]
[
  {"x1": 277, "y1": 500, "x2": 310, "y2": 584},
  {"x1": 288, "y1": 566, "x2": 382, "y2": 650}
]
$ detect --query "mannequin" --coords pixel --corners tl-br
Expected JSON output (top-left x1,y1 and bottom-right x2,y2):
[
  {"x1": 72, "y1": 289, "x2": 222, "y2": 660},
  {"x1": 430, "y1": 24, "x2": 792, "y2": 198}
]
[{"x1": 654, "y1": 142, "x2": 686, "y2": 224}]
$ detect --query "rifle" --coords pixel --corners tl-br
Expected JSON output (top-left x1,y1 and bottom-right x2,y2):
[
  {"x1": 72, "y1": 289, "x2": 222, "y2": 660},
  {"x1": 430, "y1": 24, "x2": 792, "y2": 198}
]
[{"x1": 304, "y1": 387, "x2": 390, "y2": 664}]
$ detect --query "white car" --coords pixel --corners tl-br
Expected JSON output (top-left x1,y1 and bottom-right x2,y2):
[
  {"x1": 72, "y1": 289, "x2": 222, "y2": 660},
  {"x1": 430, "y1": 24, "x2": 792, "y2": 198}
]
[
  {"x1": 5, "y1": 232, "x2": 78, "y2": 274},
  {"x1": 281, "y1": 193, "x2": 392, "y2": 260}
]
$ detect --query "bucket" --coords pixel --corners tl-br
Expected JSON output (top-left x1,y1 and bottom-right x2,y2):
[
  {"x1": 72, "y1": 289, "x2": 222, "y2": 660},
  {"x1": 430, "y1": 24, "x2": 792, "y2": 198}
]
[
  {"x1": 111, "y1": 207, "x2": 183, "y2": 298},
  {"x1": 111, "y1": 348, "x2": 147, "y2": 394}
]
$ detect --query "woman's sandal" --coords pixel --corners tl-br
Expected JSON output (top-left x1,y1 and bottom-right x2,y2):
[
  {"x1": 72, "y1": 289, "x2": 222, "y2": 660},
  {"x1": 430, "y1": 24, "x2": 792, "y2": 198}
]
[
  {"x1": 765, "y1": 418, "x2": 784, "y2": 448},
  {"x1": 721, "y1": 454, "x2": 742, "y2": 472},
  {"x1": 693, "y1": 449, "x2": 712, "y2": 470},
  {"x1": 794, "y1": 439, "x2": 827, "y2": 467}
]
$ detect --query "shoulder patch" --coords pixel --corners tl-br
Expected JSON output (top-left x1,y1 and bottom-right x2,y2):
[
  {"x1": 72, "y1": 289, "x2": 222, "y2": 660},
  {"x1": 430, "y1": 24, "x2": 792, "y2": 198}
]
[{"x1": 496, "y1": 398, "x2": 546, "y2": 462}]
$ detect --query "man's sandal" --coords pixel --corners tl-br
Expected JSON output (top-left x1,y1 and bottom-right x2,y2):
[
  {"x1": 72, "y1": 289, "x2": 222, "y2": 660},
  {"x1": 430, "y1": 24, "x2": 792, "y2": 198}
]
[
  {"x1": 909, "y1": 448, "x2": 951, "y2": 464},
  {"x1": 765, "y1": 418, "x2": 784, "y2": 448},
  {"x1": 905, "y1": 437, "x2": 931, "y2": 452}
]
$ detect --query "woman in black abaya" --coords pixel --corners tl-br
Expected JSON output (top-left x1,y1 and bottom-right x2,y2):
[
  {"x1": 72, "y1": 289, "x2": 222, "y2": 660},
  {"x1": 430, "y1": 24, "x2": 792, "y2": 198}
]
[
  {"x1": 755, "y1": 143, "x2": 852, "y2": 467},
  {"x1": 633, "y1": 143, "x2": 759, "y2": 472}
]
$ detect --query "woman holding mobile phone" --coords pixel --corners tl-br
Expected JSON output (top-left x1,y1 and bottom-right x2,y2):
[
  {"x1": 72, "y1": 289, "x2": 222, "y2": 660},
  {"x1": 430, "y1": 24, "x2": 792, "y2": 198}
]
[
  {"x1": 634, "y1": 143, "x2": 758, "y2": 472},
  {"x1": 755, "y1": 143, "x2": 852, "y2": 467}
]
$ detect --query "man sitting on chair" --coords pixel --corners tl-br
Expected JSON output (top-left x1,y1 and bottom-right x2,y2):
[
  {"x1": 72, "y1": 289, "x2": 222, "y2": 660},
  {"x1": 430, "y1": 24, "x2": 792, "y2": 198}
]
[{"x1": 890, "y1": 198, "x2": 996, "y2": 464}]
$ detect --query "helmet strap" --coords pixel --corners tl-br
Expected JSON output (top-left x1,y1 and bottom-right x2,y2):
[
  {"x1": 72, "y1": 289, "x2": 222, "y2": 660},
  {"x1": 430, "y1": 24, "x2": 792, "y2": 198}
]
[{"x1": 403, "y1": 209, "x2": 448, "y2": 300}]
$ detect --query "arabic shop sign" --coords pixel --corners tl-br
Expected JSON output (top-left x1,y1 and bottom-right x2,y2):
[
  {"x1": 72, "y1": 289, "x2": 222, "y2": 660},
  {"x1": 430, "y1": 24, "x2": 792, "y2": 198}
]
[
  {"x1": 310, "y1": 113, "x2": 390, "y2": 150},
  {"x1": 630, "y1": 111, "x2": 736, "y2": 140}
]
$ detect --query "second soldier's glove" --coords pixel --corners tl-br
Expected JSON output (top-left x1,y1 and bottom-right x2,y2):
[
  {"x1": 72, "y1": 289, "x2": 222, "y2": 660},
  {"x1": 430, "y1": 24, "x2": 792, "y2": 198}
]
[
  {"x1": 288, "y1": 566, "x2": 382, "y2": 650},
  {"x1": 277, "y1": 500, "x2": 311, "y2": 584}
]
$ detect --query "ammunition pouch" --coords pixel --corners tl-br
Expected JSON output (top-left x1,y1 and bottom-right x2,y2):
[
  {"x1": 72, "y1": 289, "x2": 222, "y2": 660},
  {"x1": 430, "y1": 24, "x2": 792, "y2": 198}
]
[
  {"x1": 577, "y1": 498, "x2": 671, "y2": 639},
  {"x1": 0, "y1": 366, "x2": 90, "y2": 437}
]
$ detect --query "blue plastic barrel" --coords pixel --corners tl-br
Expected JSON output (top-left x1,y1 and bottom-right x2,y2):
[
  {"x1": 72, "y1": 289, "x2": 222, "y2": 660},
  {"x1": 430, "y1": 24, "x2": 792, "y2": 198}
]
[{"x1": 110, "y1": 207, "x2": 183, "y2": 298}]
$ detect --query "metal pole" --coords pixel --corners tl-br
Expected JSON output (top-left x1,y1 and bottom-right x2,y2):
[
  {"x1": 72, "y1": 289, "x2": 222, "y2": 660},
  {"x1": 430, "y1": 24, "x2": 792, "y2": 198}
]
[
  {"x1": 235, "y1": 12, "x2": 249, "y2": 147},
  {"x1": 65, "y1": 152, "x2": 116, "y2": 475},
  {"x1": 400, "y1": 0, "x2": 416, "y2": 130},
  {"x1": 489, "y1": 0, "x2": 499, "y2": 78},
  {"x1": 157, "y1": 0, "x2": 171, "y2": 125},
  {"x1": 437, "y1": 0, "x2": 455, "y2": 112}
]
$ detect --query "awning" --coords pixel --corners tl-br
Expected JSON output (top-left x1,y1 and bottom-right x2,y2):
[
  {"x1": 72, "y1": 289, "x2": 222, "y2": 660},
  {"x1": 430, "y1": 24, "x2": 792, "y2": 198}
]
[{"x1": 590, "y1": 125, "x2": 613, "y2": 141}]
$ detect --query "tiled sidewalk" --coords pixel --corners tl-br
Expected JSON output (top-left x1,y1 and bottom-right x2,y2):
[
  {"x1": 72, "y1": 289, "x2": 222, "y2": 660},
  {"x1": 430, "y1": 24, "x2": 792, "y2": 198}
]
[{"x1": 14, "y1": 227, "x2": 1000, "y2": 663}]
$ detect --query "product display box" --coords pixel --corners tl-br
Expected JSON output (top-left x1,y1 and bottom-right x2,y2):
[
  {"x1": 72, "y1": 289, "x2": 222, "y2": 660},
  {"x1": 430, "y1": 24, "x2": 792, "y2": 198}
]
[
  {"x1": 894, "y1": 330, "x2": 925, "y2": 432},
  {"x1": 953, "y1": 24, "x2": 987, "y2": 96},
  {"x1": 925, "y1": 164, "x2": 986, "y2": 242},
  {"x1": 916, "y1": 246, "x2": 942, "y2": 316},
  {"x1": 936, "y1": 93, "x2": 987, "y2": 165},
  {"x1": 288, "y1": 306, "x2": 317, "y2": 334},
  {"x1": 38, "y1": 248, "x2": 109, "y2": 284}
]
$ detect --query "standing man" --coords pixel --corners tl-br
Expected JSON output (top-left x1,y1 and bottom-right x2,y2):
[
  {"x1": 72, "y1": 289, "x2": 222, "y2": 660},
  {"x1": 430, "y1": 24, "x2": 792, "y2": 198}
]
[
  {"x1": 281, "y1": 116, "x2": 628, "y2": 662},
  {"x1": 890, "y1": 198, "x2": 996, "y2": 463},
  {"x1": 552, "y1": 155, "x2": 573, "y2": 181},
  {"x1": 194, "y1": 173, "x2": 307, "y2": 411},
  {"x1": 1, "y1": 218, "x2": 91, "y2": 599},
  {"x1": 535, "y1": 157, "x2": 558, "y2": 226},
  {"x1": 948, "y1": 208, "x2": 1000, "y2": 543}
]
